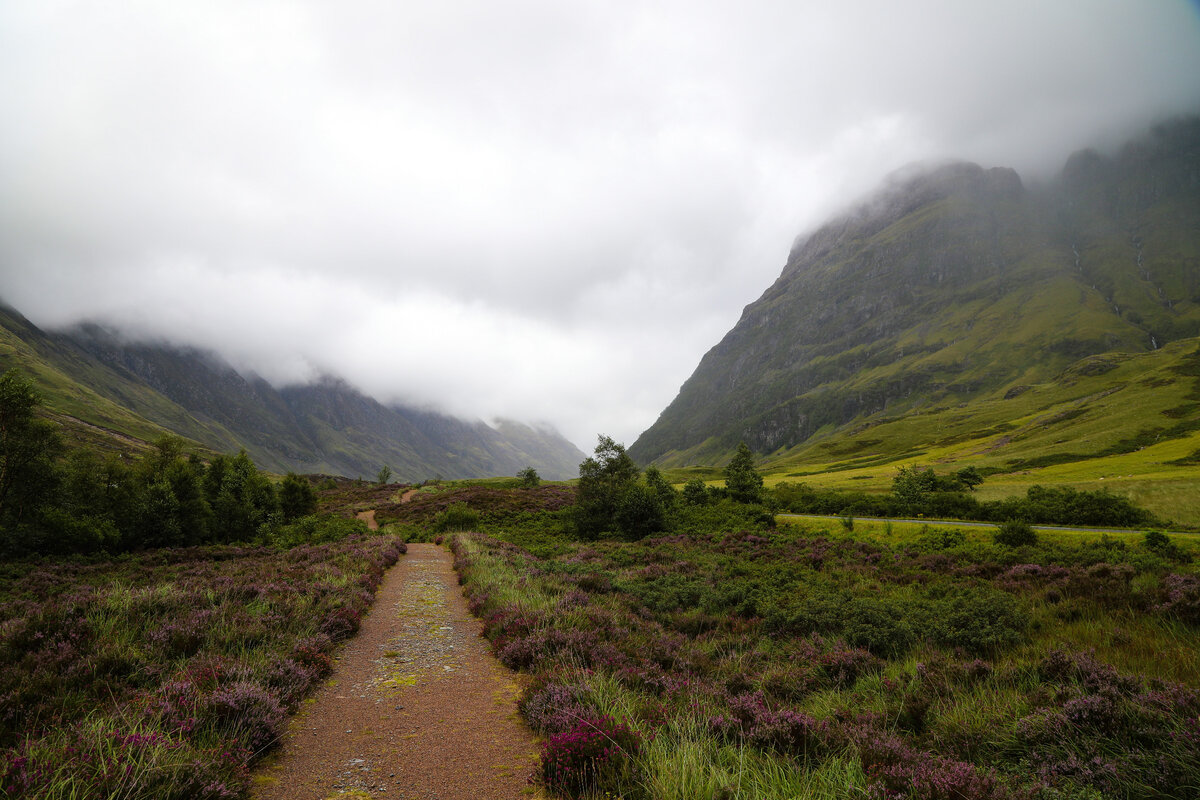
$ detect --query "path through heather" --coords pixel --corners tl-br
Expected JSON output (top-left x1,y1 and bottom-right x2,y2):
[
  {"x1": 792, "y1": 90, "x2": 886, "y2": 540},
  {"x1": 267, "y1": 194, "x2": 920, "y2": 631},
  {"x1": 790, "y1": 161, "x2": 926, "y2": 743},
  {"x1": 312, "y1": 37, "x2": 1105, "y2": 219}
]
[{"x1": 253, "y1": 543, "x2": 544, "y2": 800}]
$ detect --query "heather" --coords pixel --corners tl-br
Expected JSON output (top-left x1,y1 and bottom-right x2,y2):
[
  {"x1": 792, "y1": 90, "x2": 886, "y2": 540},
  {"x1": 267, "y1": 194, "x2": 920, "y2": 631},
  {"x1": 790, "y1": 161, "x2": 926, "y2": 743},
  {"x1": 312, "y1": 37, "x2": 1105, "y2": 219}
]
[
  {"x1": 451, "y1": 520, "x2": 1200, "y2": 799},
  {"x1": 0, "y1": 534, "x2": 405, "y2": 799}
]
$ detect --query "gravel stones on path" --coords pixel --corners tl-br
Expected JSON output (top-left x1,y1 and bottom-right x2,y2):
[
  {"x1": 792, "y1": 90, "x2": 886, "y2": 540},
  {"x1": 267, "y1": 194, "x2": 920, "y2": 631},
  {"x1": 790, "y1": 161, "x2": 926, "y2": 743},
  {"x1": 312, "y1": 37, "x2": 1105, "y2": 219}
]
[{"x1": 253, "y1": 543, "x2": 544, "y2": 800}]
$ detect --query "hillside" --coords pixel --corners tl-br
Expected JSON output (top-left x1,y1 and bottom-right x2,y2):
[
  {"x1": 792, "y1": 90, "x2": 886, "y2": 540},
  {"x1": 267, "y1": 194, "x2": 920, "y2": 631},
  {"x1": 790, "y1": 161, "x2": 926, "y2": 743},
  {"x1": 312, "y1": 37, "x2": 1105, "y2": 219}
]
[
  {"x1": 0, "y1": 305, "x2": 584, "y2": 480},
  {"x1": 631, "y1": 117, "x2": 1200, "y2": 474}
]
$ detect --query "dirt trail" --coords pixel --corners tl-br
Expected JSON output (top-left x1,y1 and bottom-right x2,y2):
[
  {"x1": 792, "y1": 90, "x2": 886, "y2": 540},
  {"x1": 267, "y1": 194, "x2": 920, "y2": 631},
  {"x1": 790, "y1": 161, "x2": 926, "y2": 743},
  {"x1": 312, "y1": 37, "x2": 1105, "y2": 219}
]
[
  {"x1": 254, "y1": 544, "x2": 544, "y2": 800},
  {"x1": 356, "y1": 510, "x2": 379, "y2": 530}
]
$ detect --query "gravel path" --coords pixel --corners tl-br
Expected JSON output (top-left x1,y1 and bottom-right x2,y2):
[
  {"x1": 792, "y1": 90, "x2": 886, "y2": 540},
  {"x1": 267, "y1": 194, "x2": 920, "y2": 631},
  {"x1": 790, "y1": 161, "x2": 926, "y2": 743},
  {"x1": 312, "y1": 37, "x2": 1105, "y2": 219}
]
[{"x1": 253, "y1": 543, "x2": 544, "y2": 800}]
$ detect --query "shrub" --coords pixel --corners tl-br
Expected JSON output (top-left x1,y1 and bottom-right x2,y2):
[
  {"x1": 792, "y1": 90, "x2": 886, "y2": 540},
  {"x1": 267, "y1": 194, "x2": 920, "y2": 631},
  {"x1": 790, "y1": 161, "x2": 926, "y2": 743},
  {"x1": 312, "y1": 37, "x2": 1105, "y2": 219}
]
[
  {"x1": 681, "y1": 478, "x2": 709, "y2": 506},
  {"x1": 206, "y1": 681, "x2": 286, "y2": 756},
  {"x1": 933, "y1": 590, "x2": 1027, "y2": 655},
  {"x1": 994, "y1": 519, "x2": 1037, "y2": 548},
  {"x1": 433, "y1": 502, "x2": 480, "y2": 532},
  {"x1": 842, "y1": 597, "x2": 915, "y2": 657},
  {"x1": 541, "y1": 716, "x2": 642, "y2": 797},
  {"x1": 917, "y1": 527, "x2": 966, "y2": 551},
  {"x1": 615, "y1": 484, "x2": 667, "y2": 540}
]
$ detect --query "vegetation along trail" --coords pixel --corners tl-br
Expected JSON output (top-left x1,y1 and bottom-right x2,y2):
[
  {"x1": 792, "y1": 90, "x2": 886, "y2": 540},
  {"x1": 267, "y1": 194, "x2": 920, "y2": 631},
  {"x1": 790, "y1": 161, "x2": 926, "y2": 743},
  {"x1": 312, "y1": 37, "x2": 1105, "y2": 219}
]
[{"x1": 254, "y1": 543, "x2": 543, "y2": 800}]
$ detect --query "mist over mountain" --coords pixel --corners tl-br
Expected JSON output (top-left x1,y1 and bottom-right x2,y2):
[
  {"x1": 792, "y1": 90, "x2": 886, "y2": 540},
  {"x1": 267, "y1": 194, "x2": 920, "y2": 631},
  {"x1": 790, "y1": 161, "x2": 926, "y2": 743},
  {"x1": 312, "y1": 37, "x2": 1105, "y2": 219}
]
[
  {"x1": 630, "y1": 117, "x2": 1200, "y2": 466},
  {"x1": 0, "y1": 307, "x2": 584, "y2": 480}
]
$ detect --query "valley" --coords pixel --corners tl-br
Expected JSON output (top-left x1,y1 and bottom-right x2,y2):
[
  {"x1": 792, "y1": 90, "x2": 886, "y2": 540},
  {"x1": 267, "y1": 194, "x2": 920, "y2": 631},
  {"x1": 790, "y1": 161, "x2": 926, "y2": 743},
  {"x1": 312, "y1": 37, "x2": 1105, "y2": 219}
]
[{"x1": 1, "y1": 116, "x2": 1199, "y2": 800}]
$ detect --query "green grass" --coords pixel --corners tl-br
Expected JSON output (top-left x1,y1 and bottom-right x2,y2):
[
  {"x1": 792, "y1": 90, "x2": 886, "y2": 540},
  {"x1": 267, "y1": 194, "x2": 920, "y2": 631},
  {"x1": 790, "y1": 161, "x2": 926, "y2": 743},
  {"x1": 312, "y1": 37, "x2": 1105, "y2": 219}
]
[{"x1": 755, "y1": 339, "x2": 1200, "y2": 526}]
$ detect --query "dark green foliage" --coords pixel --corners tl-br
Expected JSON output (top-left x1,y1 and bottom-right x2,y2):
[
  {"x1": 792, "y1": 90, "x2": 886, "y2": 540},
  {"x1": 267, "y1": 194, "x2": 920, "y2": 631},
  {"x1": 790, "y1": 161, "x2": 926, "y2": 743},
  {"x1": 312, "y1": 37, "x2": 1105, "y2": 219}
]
[
  {"x1": 839, "y1": 596, "x2": 915, "y2": 656},
  {"x1": 994, "y1": 519, "x2": 1038, "y2": 548},
  {"x1": 772, "y1": 476, "x2": 1158, "y2": 529},
  {"x1": 279, "y1": 472, "x2": 319, "y2": 523},
  {"x1": 518, "y1": 466, "x2": 541, "y2": 487},
  {"x1": 916, "y1": 526, "x2": 967, "y2": 551},
  {"x1": 614, "y1": 483, "x2": 667, "y2": 540},
  {"x1": 724, "y1": 442, "x2": 763, "y2": 504},
  {"x1": 681, "y1": 478, "x2": 709, "y2": 506},
  {"x1": 956, "y1": 466, "x2": 984, "y2": 490},
  {"x1": 0, "y1": 371, "x2": 329, "y2": 555},
  {"x1": 572, "y1": 435, "x2": 641, "y2": 539},
  {"x1": 0, "y1": 369, "x2": 62, "y2": 531},
  {"x1": 643, "y1": 465, "x2": 676, "y2": 509},
  {"x1": 1143, "y1": 530, "x2": 1191, "y2": 562},
  {"x1": 204, "y1": 450, "x2": 279, "y2": 543},
  {"x1": 376, "y1": 464, "x2": 392, "y2": 485},
  {"x1": 433, "y1": 501, "x2": 480, "y2": 532},
  {"x1": 987, "y1": 484, "x2": 1157, "y2": 529},
  {"x1": 932, "y1": 589, "x2": 1027, "y2": 654},
  {"x1": 136, "y1": 442, "x2": 212, "y2": 548},
  {"x1": 269, "y1": 514, "x2": 369, "y2": 547}
]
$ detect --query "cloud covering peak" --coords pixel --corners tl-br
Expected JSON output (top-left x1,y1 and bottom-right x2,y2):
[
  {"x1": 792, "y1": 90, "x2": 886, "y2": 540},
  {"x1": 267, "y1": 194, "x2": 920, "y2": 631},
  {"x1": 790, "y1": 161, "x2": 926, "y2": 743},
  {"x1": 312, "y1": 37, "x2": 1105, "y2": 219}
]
[{"x1": 2, "y1": 0, "x2": 1199, "y2": 449}]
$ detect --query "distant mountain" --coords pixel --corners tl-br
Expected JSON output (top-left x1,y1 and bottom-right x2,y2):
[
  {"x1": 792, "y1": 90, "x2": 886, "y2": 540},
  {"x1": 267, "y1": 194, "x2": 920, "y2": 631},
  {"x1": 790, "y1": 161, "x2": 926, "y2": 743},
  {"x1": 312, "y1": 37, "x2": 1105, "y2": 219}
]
[
  {"x1": 0, "y1": 306, "x2": 584, "y2": 480},
  {"x1": 631, "y1": 116, "x2": 1200, "y2": 466}
]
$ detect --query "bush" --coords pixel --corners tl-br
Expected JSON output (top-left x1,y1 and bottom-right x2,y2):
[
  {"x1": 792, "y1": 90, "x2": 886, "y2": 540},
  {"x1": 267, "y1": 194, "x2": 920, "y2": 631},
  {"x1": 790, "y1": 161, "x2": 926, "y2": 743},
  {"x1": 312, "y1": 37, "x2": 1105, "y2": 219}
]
[
  {"x1": 933, "y1": 589, "x2": 1028, "y2": 654},
  {"x1": 994, "y1": 519, "x2": 1037, "y2": 548},
  {"x1": 681, "y1": 478, "x2": 709, "y2": 506},
  {"x1": 269, "y1": 514, "x2": 368, "y2": 547},
  {"x1": 433, "y1": 502, "x2": 480, "y2": 532},
  {"x1": 615, "y1": 484, "x2": 667, "y2": 540},
  {"x1": 541, "y1": 716, "x2": 642, "y2": 797}
]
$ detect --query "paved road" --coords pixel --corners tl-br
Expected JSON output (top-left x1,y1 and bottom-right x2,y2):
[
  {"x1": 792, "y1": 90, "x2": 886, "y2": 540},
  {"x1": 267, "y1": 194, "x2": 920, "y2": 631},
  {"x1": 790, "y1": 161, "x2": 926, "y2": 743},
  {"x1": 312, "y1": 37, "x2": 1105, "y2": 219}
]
[{"x1": 776, "y1": 513, "x2": 1192, "y2": 536}]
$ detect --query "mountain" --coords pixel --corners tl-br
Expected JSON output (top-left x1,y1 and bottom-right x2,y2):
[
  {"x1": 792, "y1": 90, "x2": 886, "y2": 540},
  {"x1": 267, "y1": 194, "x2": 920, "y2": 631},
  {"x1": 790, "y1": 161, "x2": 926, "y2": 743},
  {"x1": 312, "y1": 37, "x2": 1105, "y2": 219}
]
[
  {"x1": 631, "y1": 117, "x2": 1200, "y2": 468},
  {"x1": 0, "y1": 306, "x2": 585, "y2": 480}
]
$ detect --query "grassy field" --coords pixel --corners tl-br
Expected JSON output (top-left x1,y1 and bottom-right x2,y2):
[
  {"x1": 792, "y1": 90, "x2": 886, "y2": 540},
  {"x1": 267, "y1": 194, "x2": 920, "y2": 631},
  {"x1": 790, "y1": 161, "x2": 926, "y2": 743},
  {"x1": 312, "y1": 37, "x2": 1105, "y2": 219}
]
[{"x1": 728, "y1": 341, "x2": 1200, "y2": 527}]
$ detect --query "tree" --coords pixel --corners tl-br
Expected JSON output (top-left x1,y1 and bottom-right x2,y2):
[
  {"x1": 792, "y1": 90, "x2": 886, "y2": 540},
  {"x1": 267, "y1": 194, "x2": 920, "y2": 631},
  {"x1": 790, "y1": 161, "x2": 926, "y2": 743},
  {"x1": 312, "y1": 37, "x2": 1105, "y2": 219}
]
[
  {"x1": 573, "y1": 435, "x2": 640, "y2": 539},
  {"x1": 682, "y1": 478, "x2": 709, "y2": 506},
  {"x1": 0, "y1": 369, "x2": 62, "y2": 529},
  {"x1": 377, "y1": 465, "x2": 392, "y2": 485},
  {"x1": 644, "y1": 465, "x2": 677, "y2": 509},
  {"x1": 724, "y1": 442, "x2": 763, "y2": 504},
  {"x1": 615, "y1": 482, "x2": 666, "y2": 539},
  {"x1": 892, "y1": 465, "x2": 939, "y2": 506},
  {"x1": 517, "y1": 466, "x2": 540, "y2": 487},
  {"x1": 204, "y1": 450, "x2": 278, "y2": 542},
  {"x1": 955, "y1": 466, "x2": 984, "y2": 491},
  {"x1": 994, "y1": 519, "x2": 1037, "y2": 548},
  {"x1": 125, "y1": 436, "x2": 211, "y2": 548},
  {"x1": 279, "y1": 472, "x2": 318, "y2": 522}
]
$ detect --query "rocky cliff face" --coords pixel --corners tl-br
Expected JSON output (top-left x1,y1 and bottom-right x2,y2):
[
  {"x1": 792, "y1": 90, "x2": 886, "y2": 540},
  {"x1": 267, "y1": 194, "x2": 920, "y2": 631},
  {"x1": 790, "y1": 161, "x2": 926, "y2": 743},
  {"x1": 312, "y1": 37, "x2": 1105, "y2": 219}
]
[{"x1": 630, "y1": 117, "x2": 1200, "y2": 466}]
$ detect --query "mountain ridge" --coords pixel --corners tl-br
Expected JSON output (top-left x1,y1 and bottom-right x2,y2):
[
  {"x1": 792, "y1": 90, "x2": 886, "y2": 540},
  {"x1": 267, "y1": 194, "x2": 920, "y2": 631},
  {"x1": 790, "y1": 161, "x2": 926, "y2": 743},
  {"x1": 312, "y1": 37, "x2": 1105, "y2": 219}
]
[
  {"x1": 0, "y1": 305, "x2": 585, "y2": 480},
  {"x1": 631, "y1": 116, "x2": 1200, "y2": 467}
]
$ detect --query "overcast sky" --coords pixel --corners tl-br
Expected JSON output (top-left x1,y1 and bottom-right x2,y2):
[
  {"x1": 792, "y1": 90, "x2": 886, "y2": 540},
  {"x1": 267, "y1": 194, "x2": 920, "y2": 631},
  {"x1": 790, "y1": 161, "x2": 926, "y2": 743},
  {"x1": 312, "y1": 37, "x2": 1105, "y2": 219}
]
[{"x1": 2, "y1": 1, "x2": 1200, "y2": 451}]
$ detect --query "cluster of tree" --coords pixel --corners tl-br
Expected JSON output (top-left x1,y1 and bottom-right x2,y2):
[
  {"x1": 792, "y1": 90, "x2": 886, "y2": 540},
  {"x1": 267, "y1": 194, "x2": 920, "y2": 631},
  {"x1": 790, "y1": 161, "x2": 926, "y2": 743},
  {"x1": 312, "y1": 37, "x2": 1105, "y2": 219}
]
[
  {"x1": 571, "y1": 437, "x2": 766, "y2": 540},
  {"x1": 773, "y1": 464, "x2": 1159, "y2": 529},
  {"x1": 0, "y1": 369, "x2": 320, "y2": 555}
]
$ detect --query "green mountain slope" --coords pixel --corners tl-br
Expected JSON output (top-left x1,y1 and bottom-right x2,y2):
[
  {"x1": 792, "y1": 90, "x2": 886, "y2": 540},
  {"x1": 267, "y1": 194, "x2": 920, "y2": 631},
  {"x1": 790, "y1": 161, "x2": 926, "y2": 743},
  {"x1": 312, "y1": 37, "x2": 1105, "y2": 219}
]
[
  {"x1": 631, "y1": 117, "x2": 1200, "y2": 469},
  {"x1": 0, "y1": 305, "x2": 584, "y2": 479}
]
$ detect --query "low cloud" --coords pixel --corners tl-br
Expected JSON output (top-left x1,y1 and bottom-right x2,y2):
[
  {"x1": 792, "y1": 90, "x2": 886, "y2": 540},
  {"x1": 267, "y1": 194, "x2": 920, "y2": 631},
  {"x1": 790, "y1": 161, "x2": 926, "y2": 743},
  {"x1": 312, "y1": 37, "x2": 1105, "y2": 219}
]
[{"x1": 2, "y1": 0, "x2": 1198, "y2": 450}]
